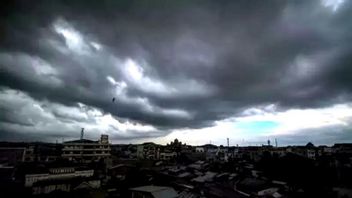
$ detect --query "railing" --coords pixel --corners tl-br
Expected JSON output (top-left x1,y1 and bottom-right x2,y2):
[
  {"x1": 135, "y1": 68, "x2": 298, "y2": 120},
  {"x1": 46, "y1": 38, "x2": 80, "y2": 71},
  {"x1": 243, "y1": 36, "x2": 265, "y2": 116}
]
[
  {"x1": 62, "y1": 148, "x2": 110, "y2": 151},
  {"x1": 62, "y1": 153, "x2": 111, "y2": 157}
]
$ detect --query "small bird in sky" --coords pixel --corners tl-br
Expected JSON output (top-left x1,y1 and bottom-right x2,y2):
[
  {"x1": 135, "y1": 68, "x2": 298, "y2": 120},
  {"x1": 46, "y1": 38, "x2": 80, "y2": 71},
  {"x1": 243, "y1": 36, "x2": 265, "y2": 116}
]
[{"x1": 112, "y1": 97, "x2": 116, "y2": 102}]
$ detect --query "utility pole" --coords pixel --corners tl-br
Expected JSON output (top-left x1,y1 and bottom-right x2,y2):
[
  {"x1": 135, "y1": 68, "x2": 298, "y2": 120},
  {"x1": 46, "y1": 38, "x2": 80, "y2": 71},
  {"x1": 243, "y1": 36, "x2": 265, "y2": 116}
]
[
  {"x1": 227, "y1": 138, "x2": 229, "y2": 147},
  {"x1": 81, "y1": 128, "x2": 84, "y2": 140}
]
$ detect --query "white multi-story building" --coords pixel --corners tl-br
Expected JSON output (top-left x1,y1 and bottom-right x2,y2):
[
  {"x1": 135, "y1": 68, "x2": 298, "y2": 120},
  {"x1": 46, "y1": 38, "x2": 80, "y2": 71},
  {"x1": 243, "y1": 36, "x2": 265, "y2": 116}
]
[
  {"x1": 62, "y1": 135, "x2": 111, "y2": 162},
  {"x1": 25, "y1": 167, "x2": 94, "y2": 187}
]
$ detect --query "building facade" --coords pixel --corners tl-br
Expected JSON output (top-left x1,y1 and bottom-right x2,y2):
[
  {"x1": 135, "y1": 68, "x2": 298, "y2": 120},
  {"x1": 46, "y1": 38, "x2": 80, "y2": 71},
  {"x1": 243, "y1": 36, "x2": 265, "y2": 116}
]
[
  {"x1": 25, "y1": 167, "x2": 94, "y2": 187},
  {"x1": 136, "y1": 143, "x2": 160, "y2": 160},
  {"x1": 62, "y1": 135, "x2": 111, "y2": 162}
]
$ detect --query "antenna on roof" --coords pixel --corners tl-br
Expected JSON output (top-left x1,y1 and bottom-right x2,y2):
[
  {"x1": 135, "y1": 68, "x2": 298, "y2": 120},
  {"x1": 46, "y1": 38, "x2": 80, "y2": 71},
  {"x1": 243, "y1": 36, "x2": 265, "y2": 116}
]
[
  {"x1": 81, "y1": 128, "x2": 84, "y2": 140},
  {"x1": 275, "y1": 138, "x2": 278, "y2": 147}
]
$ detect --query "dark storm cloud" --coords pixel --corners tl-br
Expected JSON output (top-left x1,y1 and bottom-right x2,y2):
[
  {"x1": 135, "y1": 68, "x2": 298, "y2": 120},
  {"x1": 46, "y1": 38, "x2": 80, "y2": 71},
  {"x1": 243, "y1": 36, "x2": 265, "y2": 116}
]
[
  {"x1": 0, "y1": 87, "x2": 163, "y2": 142},
  {"x1": 1, "y1": 0, "x2": 352, "y2": 142}
]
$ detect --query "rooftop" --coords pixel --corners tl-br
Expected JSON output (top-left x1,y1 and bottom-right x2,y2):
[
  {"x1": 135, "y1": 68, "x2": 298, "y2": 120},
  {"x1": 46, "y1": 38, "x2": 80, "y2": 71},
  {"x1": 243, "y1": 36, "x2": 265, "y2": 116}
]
[
  {"x1": 130, "y1": 185, "x2": 172, "y2": 192},
  {"x1": 130, "y1": 185, "x2": 178, "y2": 198},
  {"x1": 64, "y1": 139, "x2": 98, "y2": 144}
]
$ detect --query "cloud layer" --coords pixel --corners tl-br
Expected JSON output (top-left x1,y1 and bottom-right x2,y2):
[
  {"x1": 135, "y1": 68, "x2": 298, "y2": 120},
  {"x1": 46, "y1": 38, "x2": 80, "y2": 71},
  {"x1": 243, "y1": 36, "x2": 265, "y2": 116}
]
[{"x1": 1, "y1": 0, "x2": 352, "y2": 145}]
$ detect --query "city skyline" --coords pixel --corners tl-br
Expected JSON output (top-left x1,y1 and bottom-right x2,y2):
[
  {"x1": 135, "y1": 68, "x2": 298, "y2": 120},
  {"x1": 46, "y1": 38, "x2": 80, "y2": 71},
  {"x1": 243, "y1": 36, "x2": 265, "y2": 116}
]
[{"x1": 1, "y1": 0, "x2": 352, "y2": 146}]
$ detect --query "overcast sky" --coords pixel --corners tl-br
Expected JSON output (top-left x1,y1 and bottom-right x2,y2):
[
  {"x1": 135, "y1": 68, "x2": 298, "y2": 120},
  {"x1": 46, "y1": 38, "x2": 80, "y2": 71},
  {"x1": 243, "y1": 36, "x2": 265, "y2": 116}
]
[{"x1": 1, "y1": 0, "x2": 352, "y2": 146}]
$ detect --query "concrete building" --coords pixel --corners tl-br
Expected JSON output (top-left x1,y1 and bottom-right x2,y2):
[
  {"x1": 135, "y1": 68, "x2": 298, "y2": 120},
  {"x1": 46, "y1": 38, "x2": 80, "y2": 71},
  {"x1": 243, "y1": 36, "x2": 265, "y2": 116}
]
[
  {"x1": 136, "y1": 143, "x2": 160, "y2": 160},
  {"x1": 62, "y1": 135, "x2": 111, "y2": 163},
  {"x1": 31, "y1": 175, "x2": 100, "y2": 195},
  {"x1": 306, "y1": 149, "x2": 316, "y2": 159},
  {"x1": 203, "y1": 144, "x2": 218, "y2": 153},
  {"x1": 333, "y1": 143, "x2": 352, "y2": 155},
  {"x1": 0, "y1": 144, "x2": 61, "y2": 165},
  {"x1": 271, "y1": 147, "x2": 287, "y2": 157},
  {"x1": 0, "y1": 147, "x2": 29, "y2": 166},
  {"x1": 25, "y1": 167, "x2": 94, "y2": 187},
  {"x1": 195, "y1": 147, "x2": 205, "y2": 153},
  {"x1": 159, "y1": 151, "x2": 177, "y2": 161}
]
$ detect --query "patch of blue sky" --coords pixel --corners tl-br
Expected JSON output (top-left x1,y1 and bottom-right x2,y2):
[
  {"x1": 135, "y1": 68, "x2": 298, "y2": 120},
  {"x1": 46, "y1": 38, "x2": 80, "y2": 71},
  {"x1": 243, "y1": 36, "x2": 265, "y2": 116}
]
[{"x1": 235, "y1": 121, "x2": 279, "y2": 135}]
